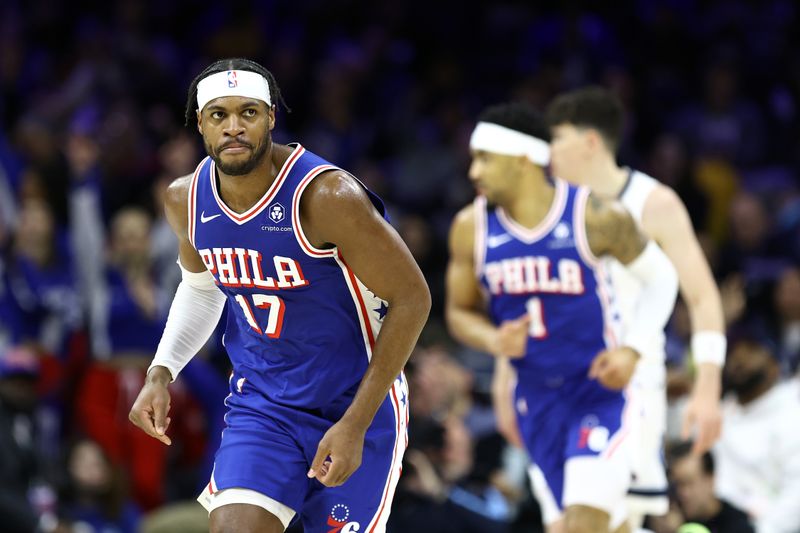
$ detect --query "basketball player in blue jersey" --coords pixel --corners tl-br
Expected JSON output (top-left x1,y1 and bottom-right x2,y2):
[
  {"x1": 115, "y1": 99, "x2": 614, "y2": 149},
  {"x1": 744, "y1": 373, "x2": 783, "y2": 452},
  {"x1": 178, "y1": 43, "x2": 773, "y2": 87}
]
[
  {"x1": 493, "y1": 89, "x2": 727, "y2": 530},
  {"x1": 127, "y1": 58, "x2": 430, "y2": 533},
  {"x1": 446, "y1": 102, "x2": 679, "y2": 533}
]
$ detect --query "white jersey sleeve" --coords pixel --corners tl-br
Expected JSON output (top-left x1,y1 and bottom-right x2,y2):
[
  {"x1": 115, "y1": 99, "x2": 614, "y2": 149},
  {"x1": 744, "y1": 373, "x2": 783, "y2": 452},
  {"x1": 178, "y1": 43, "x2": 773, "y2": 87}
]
[{"x1": 605, "y1": 170, "x2": 666, "y2": 366}]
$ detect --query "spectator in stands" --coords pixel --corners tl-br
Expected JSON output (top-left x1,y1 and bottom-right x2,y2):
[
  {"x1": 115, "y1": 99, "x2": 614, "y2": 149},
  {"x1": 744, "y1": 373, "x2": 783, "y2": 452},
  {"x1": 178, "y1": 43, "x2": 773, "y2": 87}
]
[
  {"x1": 772, "y1": 266, "x2": 800, "y2": 375},
  {"x1": 388, "y1": 416, "x2": 512, "y2": 533},
  {"x1": 0, "y1": 346, "x2": 64, "y2": 532},
  {"x1": 714, "y1": 324, "x2": 800, "y2": 532},
  {"x1": 74, "y1": 207, "x2": 176, "y2": 511},
  {"x1": 668, "y1": 441, "x2": 753, "y2": 533},
  {"x1": 0, "y1": 197, "x2": 80, "y2": 357},
  {"x1": 59, "y1": 437, "x2": 140, "y2": 533}
]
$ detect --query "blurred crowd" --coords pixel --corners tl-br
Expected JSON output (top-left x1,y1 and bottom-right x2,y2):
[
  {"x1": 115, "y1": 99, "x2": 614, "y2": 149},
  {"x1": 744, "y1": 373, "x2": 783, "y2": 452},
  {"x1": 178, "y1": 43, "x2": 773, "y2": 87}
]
[{"x1": 1, "y1": 0, "x2": 799, "y2": 532}]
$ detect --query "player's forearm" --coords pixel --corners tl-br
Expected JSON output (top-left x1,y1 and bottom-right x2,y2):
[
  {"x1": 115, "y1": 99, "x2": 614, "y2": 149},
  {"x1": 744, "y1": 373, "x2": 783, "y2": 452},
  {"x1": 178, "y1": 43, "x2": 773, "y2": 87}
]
[
  {"x1": 693, "y1": 363, "x2": 721, "y2": 392},
  {"x1": 684, "y1": 284, "x2": 727, "y2": 370},
  {"x1": 445, "y1": 305, "x2": 499, "y2": 356},
  {"x1": 684, "y1": 282, "x2": 725, "y2": 333},
  {"x1": 622, "y1": 241, "x2": 679, "y2": 360},
  {"x1": 694, "y1": 363, "x2": 722, "y2": 391},
  {"x1": 149, "y1": 275, "x2": 227, "y2": 381},
  {"x1": 340, "y1": 288, "x2": 430, "y2": 431},
  {"x1": 492, "y1": 357, "x2": 522, "y2": 446}
]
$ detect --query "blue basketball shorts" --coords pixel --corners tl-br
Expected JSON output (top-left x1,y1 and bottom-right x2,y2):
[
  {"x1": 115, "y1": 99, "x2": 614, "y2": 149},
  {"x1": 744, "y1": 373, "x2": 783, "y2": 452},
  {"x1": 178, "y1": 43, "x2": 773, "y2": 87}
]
[
  {"x1": 516, "y1": 377, "x2": 634, "y2": 525},
  {"x1": 199, "y1": 370, "x2": 409, "y2": 532}
]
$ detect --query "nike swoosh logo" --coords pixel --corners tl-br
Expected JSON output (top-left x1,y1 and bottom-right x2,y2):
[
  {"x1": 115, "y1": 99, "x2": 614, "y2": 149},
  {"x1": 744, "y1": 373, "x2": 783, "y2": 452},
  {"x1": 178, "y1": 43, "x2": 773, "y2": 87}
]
[
  {"x1": 486, "y1": 233, "x2": 513, "y2": 248},
  {"x1": 200, "y1": 211, "x2": 221, "y2": 223}
]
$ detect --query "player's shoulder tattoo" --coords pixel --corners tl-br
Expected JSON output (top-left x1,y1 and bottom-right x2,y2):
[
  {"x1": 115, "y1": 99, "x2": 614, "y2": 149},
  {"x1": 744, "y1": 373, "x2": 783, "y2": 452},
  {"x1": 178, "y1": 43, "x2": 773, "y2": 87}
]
[{"x1": 585, "y1": 193, "x2": 647, "y2": 263}]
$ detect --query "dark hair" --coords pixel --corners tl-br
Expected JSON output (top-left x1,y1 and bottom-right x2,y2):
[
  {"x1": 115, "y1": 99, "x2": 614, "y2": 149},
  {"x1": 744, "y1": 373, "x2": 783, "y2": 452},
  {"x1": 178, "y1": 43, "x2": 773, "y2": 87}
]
[
  {"x1": 669, "y1": 440, "x2": 715, "y2": 476},
  {"x1": 477, "y1": 101, "x2": 550, "y2": 143},
  {"x1": 727, "y1": 319, "x2": 780, "y2": 360},
  {"x1": 545, "y1": 86, "x2": 624, "y2": 152},
  {"x1": 408, "y1": 417, "x2": 445, "y2": 453},
  {"x1": 184, "y1": 58, "x2": 288, "y2": 126},
  {"x1": 59, "y1": 437, "x2": 129, "y2": 521}
]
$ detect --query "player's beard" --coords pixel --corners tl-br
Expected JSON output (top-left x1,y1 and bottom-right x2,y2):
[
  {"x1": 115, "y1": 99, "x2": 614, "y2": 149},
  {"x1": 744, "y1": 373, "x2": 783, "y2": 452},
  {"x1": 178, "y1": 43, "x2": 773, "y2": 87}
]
[{"x1": 208, "y1": 129, "x2": 271, "y2": 176}]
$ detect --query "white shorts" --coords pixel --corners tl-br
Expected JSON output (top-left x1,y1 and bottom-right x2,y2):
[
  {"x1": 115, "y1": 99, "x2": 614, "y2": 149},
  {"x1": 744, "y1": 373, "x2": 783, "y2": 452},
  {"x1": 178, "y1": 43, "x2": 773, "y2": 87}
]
[
  {"x1": 197, "y1": 485, "x2": 296, "y2": 530},
  {"x1": 528, "y1": 459, "x2": 629, "y2": 530},
  {"x1": 626, "y1": 361, "x2": 669, "y2": 517}
]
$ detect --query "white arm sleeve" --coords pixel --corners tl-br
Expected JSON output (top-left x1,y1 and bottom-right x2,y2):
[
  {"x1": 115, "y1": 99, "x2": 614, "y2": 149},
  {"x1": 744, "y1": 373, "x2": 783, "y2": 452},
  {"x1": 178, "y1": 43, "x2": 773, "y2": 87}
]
[
  {"x1": 621, "y1": 241, "x2": 679, "y2": 361},
  {"x1": 147, "y1": 263, "x2": 227, "y2": 381}
]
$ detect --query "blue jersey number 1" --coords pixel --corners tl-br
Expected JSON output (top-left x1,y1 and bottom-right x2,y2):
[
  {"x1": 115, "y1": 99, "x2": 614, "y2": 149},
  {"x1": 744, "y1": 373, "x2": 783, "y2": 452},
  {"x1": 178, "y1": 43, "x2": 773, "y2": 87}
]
[{"x1": 526, "y1": 297, "x2": 547, "y2": 339}]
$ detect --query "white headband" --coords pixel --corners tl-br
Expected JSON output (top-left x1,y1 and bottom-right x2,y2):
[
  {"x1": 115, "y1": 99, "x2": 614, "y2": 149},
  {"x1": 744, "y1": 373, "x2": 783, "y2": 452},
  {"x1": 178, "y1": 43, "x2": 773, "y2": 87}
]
[
  {"x1": 196, "y1": 70, "x2": 272, "y2": 111},
  {"x1": 469, "y1": 121, "x2": 550, "y2": 166}
]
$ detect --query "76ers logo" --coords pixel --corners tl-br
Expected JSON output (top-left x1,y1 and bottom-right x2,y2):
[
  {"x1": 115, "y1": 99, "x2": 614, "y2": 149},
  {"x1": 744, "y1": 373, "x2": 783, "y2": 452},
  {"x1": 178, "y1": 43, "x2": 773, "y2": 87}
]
[{"x1": 327, "y1": 504, "x2": 360, "y2": 533}]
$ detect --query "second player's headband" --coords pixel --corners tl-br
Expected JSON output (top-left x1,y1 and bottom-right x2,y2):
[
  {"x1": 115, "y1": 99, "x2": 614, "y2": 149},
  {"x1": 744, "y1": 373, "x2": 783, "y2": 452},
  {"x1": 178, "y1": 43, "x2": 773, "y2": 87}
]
[
  {"x1": 469, "y1": 122, "x2": 550, "y2": 166},
  {"x1": 196, "y1": 70, "x2": 272, "y2": 111}
]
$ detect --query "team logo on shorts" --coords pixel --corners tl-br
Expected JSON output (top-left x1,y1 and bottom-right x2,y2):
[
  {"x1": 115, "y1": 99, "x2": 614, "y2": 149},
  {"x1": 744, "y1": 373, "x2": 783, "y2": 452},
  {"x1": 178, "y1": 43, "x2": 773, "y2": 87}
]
[
  {"x1": 577, "y1": 415, "x2": 609, "y2": 452},
  {"x1": 327, "y1": 504, "x2": 360, "y2": 532},
  {"x1": 227, "y1": 71, "x2": 238, "y2": 88},
  {"x1": 268, "y1": 202, "x2": 285, "y2": 223}
]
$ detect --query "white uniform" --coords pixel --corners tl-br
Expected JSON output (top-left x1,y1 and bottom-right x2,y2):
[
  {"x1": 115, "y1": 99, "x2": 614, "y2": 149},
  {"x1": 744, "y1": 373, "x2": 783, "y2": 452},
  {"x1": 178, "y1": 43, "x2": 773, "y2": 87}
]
[{"x1": 607, "y1": 169, "x2": 670, "y2": 517}]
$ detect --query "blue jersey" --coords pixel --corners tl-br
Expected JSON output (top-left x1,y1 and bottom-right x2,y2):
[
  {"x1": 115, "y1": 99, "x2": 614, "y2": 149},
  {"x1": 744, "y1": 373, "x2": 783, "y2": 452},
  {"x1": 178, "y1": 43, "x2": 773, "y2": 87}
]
[
  {"x1": 189, "y1": 144, "x2": 389, "y2": 409},
  {"x1": 476, "y1": 179, "x2": 621, "y2": 386},
  {"x1": 0, "y1": 254, "x2": 80, "y2": 355}
]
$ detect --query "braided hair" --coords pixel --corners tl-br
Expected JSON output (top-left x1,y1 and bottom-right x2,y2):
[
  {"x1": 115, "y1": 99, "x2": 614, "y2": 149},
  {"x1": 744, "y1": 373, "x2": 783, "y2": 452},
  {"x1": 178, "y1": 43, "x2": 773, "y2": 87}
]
[{"x1": 184, "y1": 58, "x2": 289, "y2": 126}]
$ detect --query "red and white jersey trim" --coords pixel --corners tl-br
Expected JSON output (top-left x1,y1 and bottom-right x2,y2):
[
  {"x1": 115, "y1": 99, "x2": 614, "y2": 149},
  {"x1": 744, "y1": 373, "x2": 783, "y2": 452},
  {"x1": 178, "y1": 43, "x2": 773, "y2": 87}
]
[
  {"x1": 187, "y1": 157, "x2": 207, "y2": 248},
  {"x1": 602, "y1": 388, "x2": 634, "y2": 459},
  {"x1": 292, "y1": 164, "x2": 339, "y2": 258},
  {"x1": 335, "y1": 254, "x2": 382, "y2": 357},
  {"x1": 335, "y1": 253, "x2": 406, "y2": 531},
  {"x1": 496, "y1": 179, "x2": 568, "y2": 243},
  {"x1": 573, "y1": 186, "x2": 600, "y2": 267},
  {"x1": 473, "y1": 195, "x2": 488, "y2": 277},
  {"x1": 210, "y1": 145, "x2": 305, "y2": 226},
  {"x1": 366, "y1": 376, "x2": 408, "y2": 532},
  {"x1": 573, "y1": 186, "x2": 620, "y2": 349}
]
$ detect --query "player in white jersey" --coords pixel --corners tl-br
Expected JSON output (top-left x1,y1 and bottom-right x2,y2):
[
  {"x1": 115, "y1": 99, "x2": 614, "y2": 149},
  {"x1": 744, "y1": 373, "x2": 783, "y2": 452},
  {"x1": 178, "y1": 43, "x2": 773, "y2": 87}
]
[{"x1": 492, "y1": 87, "x2": 726, "y2": 529}]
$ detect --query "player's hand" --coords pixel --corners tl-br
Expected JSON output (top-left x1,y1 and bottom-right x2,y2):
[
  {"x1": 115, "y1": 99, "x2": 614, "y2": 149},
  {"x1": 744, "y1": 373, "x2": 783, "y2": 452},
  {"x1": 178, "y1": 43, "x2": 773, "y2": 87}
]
[
  {"x1": 491, "y1": 314, "x2": 531, "y2": 359},
  {"x1": 720, "y1": 274, "x2": 746, "y2": 326},
  {"x1": 128, "y1": 366, "x2": 172, "y2": 446},
  {"x1": 681, "y1": 380, "x2": 722, "y2": 454},
  {"x1": 588, "y1": 347, "x2": 639, "y2": 390},
  {"x1": 308, "y1": 419, "x2": 366, "y2": 487}
]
